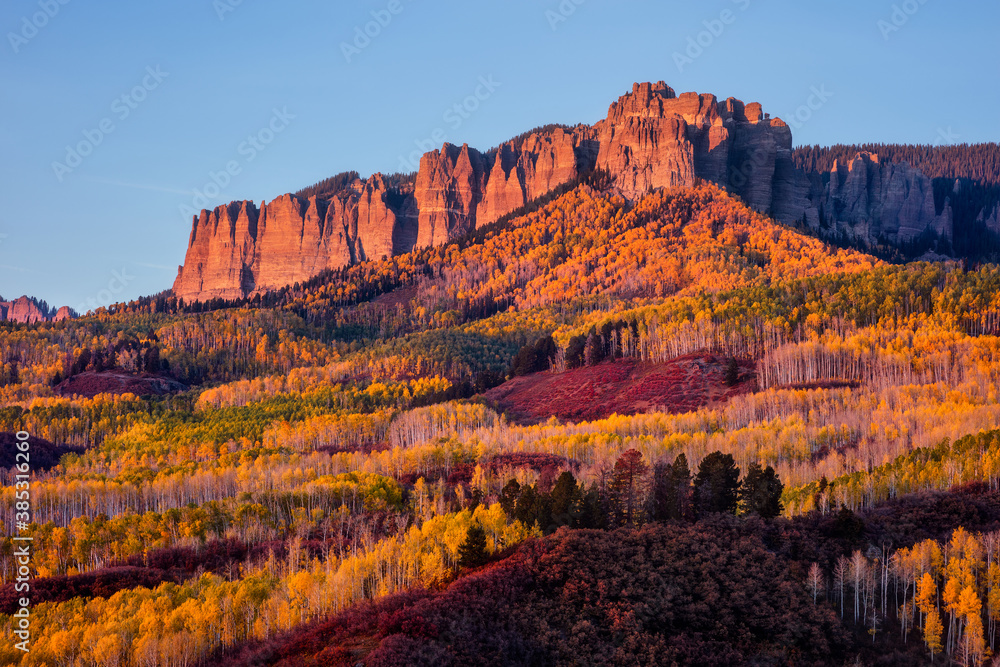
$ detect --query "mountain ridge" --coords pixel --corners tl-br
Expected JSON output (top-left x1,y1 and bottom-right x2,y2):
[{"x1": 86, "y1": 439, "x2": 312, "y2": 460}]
[
  {"x1": 172, "y1": 81, "x2": 968, "y2": 303},
  {"x1": 0, "y1": 295, "x2": 74, "y2": 324}
]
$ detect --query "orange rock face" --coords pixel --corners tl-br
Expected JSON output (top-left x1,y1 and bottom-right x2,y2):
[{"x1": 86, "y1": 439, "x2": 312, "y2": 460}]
[
  {"x1": 173, "y1": 175, "x2": 417, "y2": 301},
  {"x1": 594, "y1": 82, "x2": 793, "y2": 209},
  {"x1": 0, "y1": 296, "x2": 74, "y2": 323},
  {"x1": 413, "y1": 127, "x2": 597, "y2": 248},
  {"x1": 172, "y1": 81, "x2": 953, "y2": 302}
]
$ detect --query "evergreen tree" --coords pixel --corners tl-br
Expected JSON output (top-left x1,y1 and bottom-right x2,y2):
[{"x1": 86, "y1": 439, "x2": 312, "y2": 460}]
[
  {"x1": 457, "y1": 524, "x2": 490, "y2": 569},
  {"x1": 514, "y1": 484, "x2": 539, "y2": 527},
  {"x1": 608, "y1": 449, "x2": 649, "y2": 527},
  {"x1": 693, "y1": 451, "x2": 740, "y2": 515},
  {"x1": 535, "y1": 492, "x2": 554, "y2": 534},
  {"x1": 511, "y1": 335, "x2": 557, "y2": 376},
  {"x1": 651, "y1": 453, "x2": 692, "y2": 522},
  {"x1": 499, "y1": 479, "x2": 521, "y2": 517},
  {"x1": 724, "y1": 357, "x2": 740, "y2": 386},
  {"x1": 578, "y1": 484, "x2": 606, "y2": 529},
  {"x1": 738, "y1": 463, "x2": 784, "y2": 518},
  {"x1": 669, "y1": 453, "x2": 693, "y2": 520},
  {"x1": 565, "y1": 335, "x2": 587, "y2": 369},
  {"x1": 550, "y1": 471, "x2": 581, "y2": 529}
]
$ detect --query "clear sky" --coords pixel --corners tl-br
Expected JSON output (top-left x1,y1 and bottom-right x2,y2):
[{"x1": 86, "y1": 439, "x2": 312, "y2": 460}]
[{"x1": 1, "y1": 0, "x2": 997, "y2": 311}]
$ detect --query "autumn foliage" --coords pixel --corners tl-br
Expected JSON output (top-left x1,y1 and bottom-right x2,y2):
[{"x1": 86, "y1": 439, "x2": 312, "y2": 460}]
[{"x1": 6, "y1": 178, "x2": 1000, "y2": 665}]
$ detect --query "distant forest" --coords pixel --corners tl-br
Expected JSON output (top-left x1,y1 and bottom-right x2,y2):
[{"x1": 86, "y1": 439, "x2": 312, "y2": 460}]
[{"x1": 294, "y1": 171, "x2": 416, "y2": 201}]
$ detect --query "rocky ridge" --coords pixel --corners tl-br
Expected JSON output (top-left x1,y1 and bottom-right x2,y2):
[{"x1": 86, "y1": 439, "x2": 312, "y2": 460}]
[
  {"x1": 173, "y1": 81, "x2": 957, "y2": 302},
  {"x1": 0, "y1": 296, "x2": 73, "y2": 324}
]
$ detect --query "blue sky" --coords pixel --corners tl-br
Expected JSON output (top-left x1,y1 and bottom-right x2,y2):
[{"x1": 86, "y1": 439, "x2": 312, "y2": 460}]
[{"x1": 1, "y1": 0, "x2": 996, "y2": 310}]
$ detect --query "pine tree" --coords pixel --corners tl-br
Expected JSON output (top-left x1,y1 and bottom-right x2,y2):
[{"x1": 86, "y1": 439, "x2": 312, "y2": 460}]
[
  {"x1": 667, "y1": 453, "x2": 692, "y2": 520},
  {"x1": 738, "y1": 463, "x2": 784, "y2": 518},
  {"x1": 651, "y1": 454, "x2": 692, "y2": 522},
  {"x1": 608, "y1": 449, "x2": 649, "y2": 527},
  {"x1": 565, "y1": 335, "x2": 587, "y2": 369},
  {"x1": 514, "y1": 485, "x2": 539, "y2": 527},
  {"x1": 550, "y1": 471, "x2": 581, "y2": 529},
  {"x1": 457, "y1": 524, "x2": 489, "y2": 569},
  {"x1": 724, "y1": 357, "x2": 740, "y2": 386},
  {"x1": 499, "y1": 479, "x2": 521, "y2": 517},
  {"x1": 578, "y1": 484, "x2": 606, "y2": 529},
  {"x1": 693, "y1": 451, "x2": 741, "y2": 515}
]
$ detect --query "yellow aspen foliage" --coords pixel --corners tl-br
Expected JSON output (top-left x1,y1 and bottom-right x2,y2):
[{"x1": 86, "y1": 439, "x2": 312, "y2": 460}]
[
  {"x1": 924, "y1": 609, "x2": 944, "y2": 659},
  {"x1": 944, "y1": 577, "x2": 962, "y2": 617},
  {"x1": 916, "y1": 572, "x2": 937, "y2": 616},
  {"x1": 963, "y1": 613, "x2": 987, "y2": 666}
]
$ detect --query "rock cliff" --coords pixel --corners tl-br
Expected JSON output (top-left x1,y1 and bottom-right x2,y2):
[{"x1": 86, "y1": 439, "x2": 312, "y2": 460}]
[
  {"x1": 773, "y1": 151, "x2": 952, "y2": 243},
  {"x1": 173, "y1": 175, "x2": 418, "y2": 301},
  {"x1": 413, "y1": 127, "x2": 597, "y2": 247},
  {"x1": 173, "y1": 81, "x2": 958, "y2": 302},
  {"x1": 593, "y1": 83, "x2": 792, "y2": 211},
  {"x1": 0, "y1": 296, "x2": 75, "y2": 324}
]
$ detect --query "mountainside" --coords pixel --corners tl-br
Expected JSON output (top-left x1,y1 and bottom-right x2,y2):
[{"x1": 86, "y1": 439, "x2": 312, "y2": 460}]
[
  {"x1": 9, "y1": 123, "x2": 1000, "y2": 667},
  {"x1": 248, "y1": 182, "x2": 881, "y2": 342},
  {"x1": 173, "y1": 82, "x2": 961, "y2": 303}
]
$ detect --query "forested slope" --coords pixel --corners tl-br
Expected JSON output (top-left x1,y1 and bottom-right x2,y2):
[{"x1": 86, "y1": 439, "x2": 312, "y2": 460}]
[{"x1": 3, "y1": 177, "x2": 1000, "y2": 665}]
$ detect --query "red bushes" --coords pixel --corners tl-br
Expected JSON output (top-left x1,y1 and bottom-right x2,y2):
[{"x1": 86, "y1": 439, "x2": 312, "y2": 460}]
[
  {"x1": 487, "y1": 452, "x2": 573, "y2": 472},
  {"x1": 216, "y1": 520, "x2": 850, "y2": 666},
  {"x1": 487, "y1": 356, "x2": 755, "y2": 424}
]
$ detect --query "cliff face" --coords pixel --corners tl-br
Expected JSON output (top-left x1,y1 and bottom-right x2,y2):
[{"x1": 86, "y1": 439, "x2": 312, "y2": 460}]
[
  {"x1": 413, "y1": 127, "x2": 597, "y2": 247},
  {"x1": 0, "y1": 296, "x2": 74, "y2": 324},
  {"x1": 173, "y1": 175, "x2": 418, "y2": 301},
  {"x1": 773, "y1": 152, "x2": 952, "y2": 243},
  {"x1": 980, "y1": 202, "x2": 1000, "y2": 237},
  {"x1": 593, "y1": 83, "x2": 792, "y2": 211},
  {"x1": 173, "y1": 80, "x2": 957, "y2": 302}
]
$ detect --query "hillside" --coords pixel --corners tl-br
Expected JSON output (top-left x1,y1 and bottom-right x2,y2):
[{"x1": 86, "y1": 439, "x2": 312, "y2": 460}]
[
  {"x1": 216, "y1": 484, "x2": 1000, "y2": 666},
  {"x1": 6, "y1": 80, "x2": 1000, "y2": 667},
  {"x1": 486, "y1": 355, "x2": 755, "y2": 424},
  {"x1": 6, "y1": 195, "x2": 1000, "y2": 666}
]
